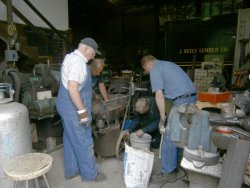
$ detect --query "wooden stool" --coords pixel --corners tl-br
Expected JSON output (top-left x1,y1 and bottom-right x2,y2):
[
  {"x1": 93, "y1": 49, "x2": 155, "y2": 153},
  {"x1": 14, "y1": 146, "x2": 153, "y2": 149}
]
[{"x1": 3, "y1": 153, "x2": 53, "y2": 188}]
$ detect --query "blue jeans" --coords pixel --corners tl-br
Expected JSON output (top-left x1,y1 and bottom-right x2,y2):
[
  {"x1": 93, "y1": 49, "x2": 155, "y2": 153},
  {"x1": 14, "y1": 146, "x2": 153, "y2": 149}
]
[
  {"x1": 161, "y1": 135, "x2": 182, "y2": 173},
  {"x1": 61, "y1": 113, "x2": 98, "y2": 180},
  {"x1": 161, "y1": 95, "x2": 197, "y2": 173}
]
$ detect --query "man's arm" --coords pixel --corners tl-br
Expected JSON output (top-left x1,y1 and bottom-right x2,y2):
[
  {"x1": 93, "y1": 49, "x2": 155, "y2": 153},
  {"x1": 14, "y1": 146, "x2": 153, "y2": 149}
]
[
  {"x1": 68, "y1": 80, "x2": 85, "y2": 110},
  {"x1": 155, "y1": 89, "x2": 166, "y2": 121},
  {"x1": 142, "y1": 119, "x2": 159, "y2": 133},
  {"x1": 99, "y1": 83, "x2": 109, "y2": 101},
  {"x1": 129, "y1": 112, "x2": 142, "y2": 132},
  {"x1": 68, "y1": 80, "x2": 88, "y2": 121}
]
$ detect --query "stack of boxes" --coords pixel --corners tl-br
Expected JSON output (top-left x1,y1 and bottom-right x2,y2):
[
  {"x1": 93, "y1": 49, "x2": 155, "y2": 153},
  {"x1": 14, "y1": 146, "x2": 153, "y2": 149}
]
[
  {"x1": 193, "y1": 58, "x2": 223, "y2": 92},
  {"x1": 194, "y1": 68, "x2": 209, "y2": 92}
]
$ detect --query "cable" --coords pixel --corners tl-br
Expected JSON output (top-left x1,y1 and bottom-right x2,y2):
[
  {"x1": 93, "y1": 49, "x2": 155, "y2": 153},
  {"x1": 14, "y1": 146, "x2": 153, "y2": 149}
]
[
  {"x1": 158, "y1": 166, "x2": 188, "y2": 188},
  {"x1": 52, "y1": 118, "x2": 62, "y2": 126}
]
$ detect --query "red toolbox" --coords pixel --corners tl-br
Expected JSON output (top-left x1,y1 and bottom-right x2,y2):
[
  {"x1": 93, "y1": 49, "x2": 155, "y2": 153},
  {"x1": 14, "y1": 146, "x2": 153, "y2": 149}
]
[{"x1": 198, "y1": 92, "x2": 231, "y2": 103}]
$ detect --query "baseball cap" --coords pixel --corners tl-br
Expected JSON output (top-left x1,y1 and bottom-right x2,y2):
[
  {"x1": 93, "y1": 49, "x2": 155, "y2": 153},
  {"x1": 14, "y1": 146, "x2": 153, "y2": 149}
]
[{"x1": 80, "y1": 37, "x2": 101, "y2": 55}]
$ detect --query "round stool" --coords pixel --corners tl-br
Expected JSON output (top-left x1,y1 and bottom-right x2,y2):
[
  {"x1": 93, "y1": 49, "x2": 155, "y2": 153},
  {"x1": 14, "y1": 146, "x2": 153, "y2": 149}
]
[{"x1": 3, "y1": 153, "x2": 53, "y2": 188}]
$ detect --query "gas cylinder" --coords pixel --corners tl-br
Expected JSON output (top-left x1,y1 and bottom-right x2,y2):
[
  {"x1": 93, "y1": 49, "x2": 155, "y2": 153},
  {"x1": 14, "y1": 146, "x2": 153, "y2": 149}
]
[{"x1": 0, "y1": 83, "x2": 32, "y2": 188}]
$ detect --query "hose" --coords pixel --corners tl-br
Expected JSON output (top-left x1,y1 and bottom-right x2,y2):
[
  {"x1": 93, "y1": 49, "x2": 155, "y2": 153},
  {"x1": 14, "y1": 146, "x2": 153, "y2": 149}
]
[
  {"x1": 120, "y1": 94, "x2": 132, "y2": 132},
  {"x1": 0, "y1": 60, "x2": 7, "y2": 81},
  {"x1": 159, "y1": 134, "x2": 164, "y2": 159}
]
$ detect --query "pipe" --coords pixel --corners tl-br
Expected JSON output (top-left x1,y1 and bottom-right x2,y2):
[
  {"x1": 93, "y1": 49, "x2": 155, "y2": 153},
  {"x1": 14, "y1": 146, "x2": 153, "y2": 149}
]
[
  {"x1": 120, "y1": 94, "x2": 132, "y2": 132},
  {"x1": 159, "y1": 134, "x2": 163, "y2": 158},
  {"x1": 8, "y1": 70, "x2": 20, "y2": 102},
  {"x1": 6, "y1": 0, "x2": 13, "y2": 25},
  {"x1": 0, "y1": 60, "x2": 8, "y2": 81}
]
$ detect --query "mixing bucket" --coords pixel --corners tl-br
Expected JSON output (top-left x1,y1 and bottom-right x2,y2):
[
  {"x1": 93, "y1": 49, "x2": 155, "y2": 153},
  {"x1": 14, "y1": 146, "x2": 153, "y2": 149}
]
[{"x1": 130, "y1": 133, "x2": 152, "y2": 150}]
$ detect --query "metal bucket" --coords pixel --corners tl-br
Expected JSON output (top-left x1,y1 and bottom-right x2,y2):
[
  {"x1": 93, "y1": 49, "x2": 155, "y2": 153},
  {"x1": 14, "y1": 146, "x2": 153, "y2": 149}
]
[
  {"x1": 46, "y1": 137, "x2": 56, "y2": 152},
  {"x1": 130, "y1": 133, "x2": 152, "y2": 151}
]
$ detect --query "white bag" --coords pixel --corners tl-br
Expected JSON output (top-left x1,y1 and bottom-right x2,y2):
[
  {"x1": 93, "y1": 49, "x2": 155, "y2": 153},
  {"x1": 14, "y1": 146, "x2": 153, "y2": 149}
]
[{"x1": 123, "y1": 143, "x2": 154, "y2": 188}]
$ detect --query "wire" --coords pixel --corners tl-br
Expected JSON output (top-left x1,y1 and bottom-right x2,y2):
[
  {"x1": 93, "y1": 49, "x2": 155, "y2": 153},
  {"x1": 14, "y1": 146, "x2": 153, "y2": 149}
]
[
  {"x1": 158, "y1": 166, "x2": 188, "y2": 188},
  {"x1": 52, "y1": 118, "x2": 62, "y2": 125}
]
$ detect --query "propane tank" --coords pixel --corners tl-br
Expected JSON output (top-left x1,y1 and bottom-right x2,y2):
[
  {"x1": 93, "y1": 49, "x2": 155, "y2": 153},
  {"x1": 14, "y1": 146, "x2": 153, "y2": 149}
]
[{"x1": 0, "y1": 83, "x2": 32, "y2": 188}]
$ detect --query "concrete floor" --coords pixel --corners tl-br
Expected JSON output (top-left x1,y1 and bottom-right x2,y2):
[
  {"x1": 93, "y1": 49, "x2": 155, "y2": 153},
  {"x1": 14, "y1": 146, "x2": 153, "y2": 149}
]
[{"x1": 42, "y1": 147, "x2": 189, "y2": 188}]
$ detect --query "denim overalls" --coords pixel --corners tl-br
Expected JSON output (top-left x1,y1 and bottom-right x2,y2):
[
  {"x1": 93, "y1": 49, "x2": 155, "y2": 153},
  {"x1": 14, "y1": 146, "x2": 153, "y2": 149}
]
[{"x1": 56, "y1": 66, "x2": 98, "y2": 180}]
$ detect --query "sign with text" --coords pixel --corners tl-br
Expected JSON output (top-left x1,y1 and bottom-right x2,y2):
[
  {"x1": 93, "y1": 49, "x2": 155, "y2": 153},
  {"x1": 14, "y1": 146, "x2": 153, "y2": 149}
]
[{"x1": 165, "y1": 14, "x2": 237, "y2": 63}]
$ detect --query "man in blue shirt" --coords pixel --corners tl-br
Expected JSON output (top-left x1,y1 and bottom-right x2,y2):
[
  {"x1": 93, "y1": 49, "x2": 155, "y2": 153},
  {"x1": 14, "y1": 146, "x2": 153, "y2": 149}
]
[{"x1": 141, "y1": 55, "x2": 197, "y2": 184}]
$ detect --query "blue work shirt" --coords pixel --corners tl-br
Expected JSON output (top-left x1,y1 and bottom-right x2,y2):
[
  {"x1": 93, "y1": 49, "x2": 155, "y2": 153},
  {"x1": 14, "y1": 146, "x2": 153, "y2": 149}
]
[{"x1": 150, "y1": 60, "x2": 196, "y2": 100}]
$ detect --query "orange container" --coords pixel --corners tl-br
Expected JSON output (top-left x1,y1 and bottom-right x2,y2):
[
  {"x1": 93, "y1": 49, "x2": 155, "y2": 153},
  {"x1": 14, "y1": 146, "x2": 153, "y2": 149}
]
[{"x1": 198, "y1": 92, "x2": 231, "y2": 103}]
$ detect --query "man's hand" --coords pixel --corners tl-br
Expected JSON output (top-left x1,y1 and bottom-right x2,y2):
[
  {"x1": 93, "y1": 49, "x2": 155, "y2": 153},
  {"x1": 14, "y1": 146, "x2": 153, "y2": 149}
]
[
  {"x1": 124, "y1": 131, "x2": 130, "y2": 140},
  {"x1": 78, "y1": 109, "x2": 89, "y2": 124},
  {"x1": 159, "y1": 118, "x2": 166, "y2": 134},
  {"x1": 136, "y1": 129, "x2": 144, "y2": 138}
]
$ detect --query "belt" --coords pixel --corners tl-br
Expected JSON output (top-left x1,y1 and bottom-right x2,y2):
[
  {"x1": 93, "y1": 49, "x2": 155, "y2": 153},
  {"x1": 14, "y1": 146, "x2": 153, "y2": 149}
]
[{"x1": 173, "y1": 93, "x2": 196, "y2": 101}]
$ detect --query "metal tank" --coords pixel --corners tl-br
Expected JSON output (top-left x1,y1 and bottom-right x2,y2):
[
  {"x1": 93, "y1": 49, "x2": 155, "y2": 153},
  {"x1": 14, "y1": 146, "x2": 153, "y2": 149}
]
[{"x1": 0, "y1": 83, "x2": 32, "y2": 188}]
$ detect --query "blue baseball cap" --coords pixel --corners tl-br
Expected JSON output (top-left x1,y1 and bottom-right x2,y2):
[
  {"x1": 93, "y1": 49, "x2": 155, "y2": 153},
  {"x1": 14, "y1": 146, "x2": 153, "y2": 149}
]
[{"x1": 80, "y1": 37, "x2": 101, "y2": 55}]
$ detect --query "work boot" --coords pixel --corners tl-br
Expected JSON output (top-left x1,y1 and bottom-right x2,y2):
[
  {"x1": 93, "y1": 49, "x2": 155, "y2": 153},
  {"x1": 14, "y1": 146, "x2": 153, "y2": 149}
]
[
  {"x1": 94, "y1": 173, "x2": 107, "y2": 182},
  {"x1": 82, "y1": 173, "x2": 107, "y2": 183},
  {"x1": 151, "y1": 172, "x2": 177, "y2": 184},
  {"x1": 65, "y1": 172, "x2": 79, "y2": 180}
]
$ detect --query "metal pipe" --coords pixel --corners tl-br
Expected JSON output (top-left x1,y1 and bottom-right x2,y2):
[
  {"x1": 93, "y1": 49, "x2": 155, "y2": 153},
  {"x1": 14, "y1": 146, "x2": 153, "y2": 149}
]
[
  {"x1": 6, "y1": 0, "x2": 13, "y2": 25},
  {"x1": 227, "y1": 127, "x2": 250, "y2": 138},
  {"x1": 8, "y1": 70, "x2": 21, "y2": 102},
  {"x1": 159, "y1": 134, "x2": 163, "y2": 158},
  {"x1": 0, "y1": 60, "x2": 8, "y2": 81},
  {"x1": 120, "y1": 94, "x2": 132, "y2": 132}
]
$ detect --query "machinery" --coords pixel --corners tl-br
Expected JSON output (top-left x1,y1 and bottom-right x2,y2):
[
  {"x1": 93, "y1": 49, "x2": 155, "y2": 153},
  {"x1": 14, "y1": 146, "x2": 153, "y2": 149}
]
[
  {"x1": 0, "y1": 58, "x2": 63, "y2": 151},
  {"x1": 20, "y1": 63, "x2": 60, "y2": 120},
  {"x1": 19, "y1": 63, "x2": 62, "y2": 150},
  {"x1": 92, "y1": 76, "x2": 132, "y2": 158},
  {"x1": 166, "y1": 103, "x2": 250, "y2": 188},
  {"x1": 92, "y1": 93, "x2": 129, "y2": 158},
  {"x1": 92, "y1": 77, "x2": 147, "y2": 158},
  {"x1": 167, "y1": 104, "x2": 219, "y2": 168},
  {"x1": 233, "y1": 8, "x2": 250, "y2": 86}
]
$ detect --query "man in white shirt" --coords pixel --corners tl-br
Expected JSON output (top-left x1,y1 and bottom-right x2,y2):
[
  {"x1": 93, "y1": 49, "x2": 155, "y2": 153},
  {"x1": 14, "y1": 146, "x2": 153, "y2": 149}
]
[{"x1": 56, "y1": 37, "x2": 106, "y2": 182}]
